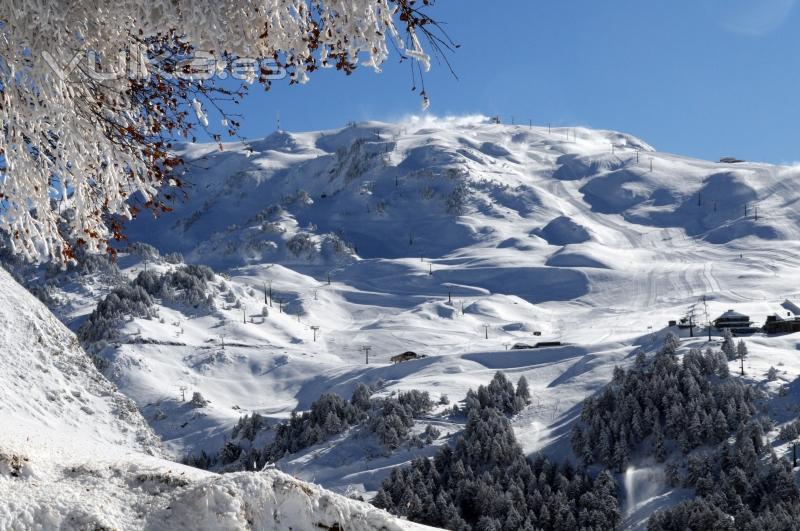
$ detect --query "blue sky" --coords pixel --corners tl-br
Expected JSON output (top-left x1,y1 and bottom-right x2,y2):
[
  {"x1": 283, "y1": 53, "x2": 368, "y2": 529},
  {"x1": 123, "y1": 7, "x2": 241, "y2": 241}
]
[{"x1": 228, "y1": 0, "x2": 800, "y2": 164}]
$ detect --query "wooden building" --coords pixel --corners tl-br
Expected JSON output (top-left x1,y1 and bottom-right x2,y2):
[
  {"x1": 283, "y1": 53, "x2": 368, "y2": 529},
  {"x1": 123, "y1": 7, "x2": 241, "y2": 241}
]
[
  {"x1": 511, "y1": 341, "x2": 563, "y2": 350},
  {"x1": 390, "y1": 351, "x2": 420, "y2": 364},
  {"x1": 764, "y1": 314, "x2": 800, "y2": 335}
]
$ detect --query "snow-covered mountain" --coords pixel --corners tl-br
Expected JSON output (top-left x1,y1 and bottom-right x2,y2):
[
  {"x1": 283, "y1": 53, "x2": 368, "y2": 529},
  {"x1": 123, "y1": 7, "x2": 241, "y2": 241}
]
[
  {"x1": 13, "y1": 115, "x2": 800, "y2": 528},
  {"x1": 125, "y1": 116, "x2": 800, "y2": 263}
]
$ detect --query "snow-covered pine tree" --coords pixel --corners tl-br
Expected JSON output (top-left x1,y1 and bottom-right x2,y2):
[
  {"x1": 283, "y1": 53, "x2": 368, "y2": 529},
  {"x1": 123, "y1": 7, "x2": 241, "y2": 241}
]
[
  {"x1": 664, "y1": 332, "x2": 680, "y2": 354},
  {"x1": 571, "y1": 425, "x2": 585, "y2": 456},
  {"x1": 371, "y1": 488, "x2": 394, "y2": 511},
  {"x1": 350, "y1": 382, "x2": 372, "y2": 411},
  {"x1": 712, "y1": 346, "x2": 731, "y2": 378},
  {"x1": 573, "y1": 346, "x2": 756, "y2": 469},
  {"x1": 374, "y1": 403, "x2": 621, "y2": 530},
  {"x1": 664, "y1": 461, "x2": 681, "y2": 487},
  {"x1": 515, "y1": 375, "x2": 531, "y2": 405},
  {"x1": 712, "y1": 410, "x2": 729, "y2": 442},
  {"x1": 721, "y1": 328, "x2": 736, "y2": 360},
  {"x1": 466, "y1": 372, "x2": 532, "y2": 416},
  {"x1": 613, "y1": 430, "x2": 629, "y2": 472},
  {"x1": 653, "y1": 421, "x2": 666, "y2": 463},
  {"x1": 190, "y1": 391, "x2": 209, "y2": 408},
  {"x1": 767, "y1": 366, "x2": 779, "y2": 381},
  {"x1": 737, "y1": 340, "x2": 748, "y2": 375}
]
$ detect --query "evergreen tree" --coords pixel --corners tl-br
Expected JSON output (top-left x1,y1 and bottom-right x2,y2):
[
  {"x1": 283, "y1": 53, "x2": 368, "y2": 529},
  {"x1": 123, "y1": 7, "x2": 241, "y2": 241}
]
[
  {"x1": 737, "y1": 340, "x2": 748, "y2": 376},
  {"x1": 664, "y1": 461, "x2": 681, "y2": 487},
  {"x1": 664, "y1": 332, "x2": 681, "y2": 354},
  {"x1": 350, "y1": 383, "x2": 372, "y2": 411},
  {"x1": 372, "y1": 488, "x2": 395, "y2": 511},
  {"x1": 465, "y1": 372, "x2": 531, "y2": 416},
  {"x1": 767, "y1": 366, "x2": 779, "y2": 381},
  {"x1": 721, "y1": 329, "x2": 736, "y2": 361},
  {"x1": 718, "y1": 357, "x2": 731, "y2": 379},
  {"x1": 653, "y1": 422, "x2": 666, "y2": 463},
  {"x1": 515, "y1": 375, "x2": 531, "y2": 409},
  {"x1": 713, "y1": 411, "x2": 729, "y2": 443}
]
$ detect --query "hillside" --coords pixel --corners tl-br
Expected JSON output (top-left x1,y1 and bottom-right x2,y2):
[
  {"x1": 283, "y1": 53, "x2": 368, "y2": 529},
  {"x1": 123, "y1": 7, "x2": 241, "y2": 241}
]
[
  {"x1": 0, "y1": 266, "x2": 159, "y2": 454},
  {"x1": 0, "y1": 267, "x2": 434, "y2": 530},
  {"x1": 14, "y1": 116, "x2": 800, "y2": 528}
]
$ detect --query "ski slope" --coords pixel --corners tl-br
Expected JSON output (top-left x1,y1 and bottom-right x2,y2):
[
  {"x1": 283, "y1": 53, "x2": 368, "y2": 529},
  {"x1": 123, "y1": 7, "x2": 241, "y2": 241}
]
[{"x1": 21, "y1": 116, "x2": 800, "y2": 526}]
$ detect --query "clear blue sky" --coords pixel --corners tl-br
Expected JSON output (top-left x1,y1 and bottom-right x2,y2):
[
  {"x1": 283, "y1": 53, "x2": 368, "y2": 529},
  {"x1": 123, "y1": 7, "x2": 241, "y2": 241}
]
[{"x1": 227, "y1": 0, "x2": 800, "y2": 164}]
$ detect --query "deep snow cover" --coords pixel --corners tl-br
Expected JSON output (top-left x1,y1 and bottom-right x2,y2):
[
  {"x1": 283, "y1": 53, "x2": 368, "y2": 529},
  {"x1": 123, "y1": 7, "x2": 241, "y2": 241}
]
[{"x1": 9, "y1": 116, "x2": 800, "y2": 529}]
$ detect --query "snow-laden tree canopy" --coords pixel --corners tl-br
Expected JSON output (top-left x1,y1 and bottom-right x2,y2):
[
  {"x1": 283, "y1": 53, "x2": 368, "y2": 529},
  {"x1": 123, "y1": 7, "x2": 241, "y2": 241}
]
[{"x1": 0, "y1": 0, "x2": 440, "y2": 262}]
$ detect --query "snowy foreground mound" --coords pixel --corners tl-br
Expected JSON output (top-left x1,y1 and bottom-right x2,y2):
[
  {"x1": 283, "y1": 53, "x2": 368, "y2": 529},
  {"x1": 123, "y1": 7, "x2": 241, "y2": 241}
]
[{"x1": 0, "y1": 267, "x2": 431, "y2": 530}]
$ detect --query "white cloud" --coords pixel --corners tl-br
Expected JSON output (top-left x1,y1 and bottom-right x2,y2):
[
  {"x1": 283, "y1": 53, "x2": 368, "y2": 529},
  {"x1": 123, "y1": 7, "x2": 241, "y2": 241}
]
[{"x1": 703, "y1": 0, "x2": 795, "y2": 36}]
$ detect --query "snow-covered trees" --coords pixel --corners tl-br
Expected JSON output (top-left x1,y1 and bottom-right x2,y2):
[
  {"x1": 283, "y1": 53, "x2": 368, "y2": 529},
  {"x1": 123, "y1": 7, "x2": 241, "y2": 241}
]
[
  {"x1": 767, "y1": 366, "x2": 779, "y2": 381},
  {"x1": 572, "y1": 340, "x2": 755, "y2": 471},
  {"x1": 569, "y1": 333, "x2": 800, "y2": 528},
  {"x1": 218, "y1": 441, "x2": 244, "y2": 465},
  {"x1": 648, "y1": 421, "x2": 800, "y2": 529},
  {"x1": 78, "y1": 285, "x2": 156, "y2": 343},
  {"x1": 737, "y1": 339, "x2": 748, "y2": 375},
  {"x1": 462, "y1": 372, "x2": 531, "y2": 417},
  {"x1": 351, "y1": 382, "x2": 372, "y2": 411},
  {"x1": 79, "y1": 263, "x2": 217, "y2": 347},
  {"x1": 515, "y1": 375, "x2": 531, "y2": 405},
  {"x1": 721, "y1": 328, "x2": 736, "y2": 360},
  {"x1": 0, "y1": 1, "x2": 442, "y2": 261},
  {"x1": 133, "y1": 264, "x2": 216, "y2": 309},
  {"x1": 231, "y1": 412, "x2": 267, "y2": 441},
  {"x1": 374, "y1": 390, "x2": 620, "y2": 530},
  {"x1": 189, "y1": 391, "x2": 209, "y2": 408},
  {"x1": 265, "y1": 392, "x2": 367, "y2": 461},
  {"x1": 260, "y1": 385, "x2": 433, "y2": 462},
  {"x1": 368, "y1": 389, "x2": 433, "y2": 449}
]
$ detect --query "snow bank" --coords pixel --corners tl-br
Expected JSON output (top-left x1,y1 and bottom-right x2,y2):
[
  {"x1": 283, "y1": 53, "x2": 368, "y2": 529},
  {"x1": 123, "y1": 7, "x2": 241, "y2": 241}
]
[
  {"x1": 152, "y1": 471, "x2": 435, "y2": 530},
  {"x1": 534, "y1": 216, "x2": 592, "y2": 246},
  {"x1": 0, "y1": 453, "x2": 434, "y2": 530}
]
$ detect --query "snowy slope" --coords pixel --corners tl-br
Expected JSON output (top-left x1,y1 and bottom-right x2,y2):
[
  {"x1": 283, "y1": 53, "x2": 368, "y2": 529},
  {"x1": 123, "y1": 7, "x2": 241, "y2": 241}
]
[
  {"x1": 26, "y1": 116, "x2": 800, "y2": 523},
  {"x1": 0, "y1": 266, "x2": 159, "y2": 454},
  {"x1": 0, "y1": 266, "x2": 435, "y2": 530}
]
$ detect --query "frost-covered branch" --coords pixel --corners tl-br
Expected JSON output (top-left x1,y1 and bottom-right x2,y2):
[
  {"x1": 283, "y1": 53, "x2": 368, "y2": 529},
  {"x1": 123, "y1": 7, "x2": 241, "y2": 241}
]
[{"x1": 0, "y1": 0, "x2": 440, "y2": 261}]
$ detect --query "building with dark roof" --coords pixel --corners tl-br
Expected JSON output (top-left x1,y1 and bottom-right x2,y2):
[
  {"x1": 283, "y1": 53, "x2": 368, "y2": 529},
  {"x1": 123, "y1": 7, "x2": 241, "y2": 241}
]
[
  {"x1": 764, "y1": 314, "x2": 800, "y2": 334},
  {"x1": 714, "y1": 310, "x2": 759, "y2": 334},
  {"x1": 390, "y1": 351, "x2": 421, "y2": 364}
]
